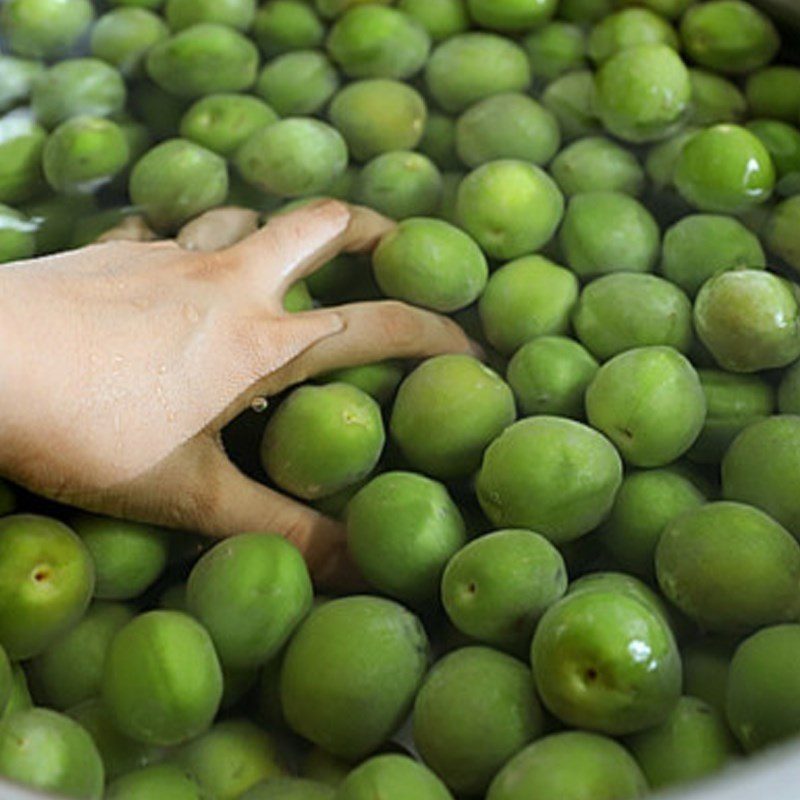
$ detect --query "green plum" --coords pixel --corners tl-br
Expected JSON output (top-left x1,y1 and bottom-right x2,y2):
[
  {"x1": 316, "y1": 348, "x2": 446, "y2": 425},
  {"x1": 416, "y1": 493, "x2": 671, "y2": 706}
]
[
  {"x1": 532, "y1": 590, "x2": 681, "y2": 734},
  {"x1": 328, "y1": 80, "x2": 427, "y2": 162},
  {"x1": 456, "y1": 160, "x2": 564, "y2": 260},
  {"x1": 418, "y1": 113, "x2": 459, "y2": 171},
  {"x1": 253, "y1": 1, "x2": 325, "y2": 56},
  {"x1": 466, "y1": 0, "x2": 556, "y2": 32},
  {"x1": 694, "y1": 270, "x2": 800, "y2": 373},
  {"x1": 2, "y1": 665, "x2": 33, "y2": 720},
  {"x1": 656, "y1": 502, "x2": 800, "y2": 632},
  {"x1": 551, "y1": 136, "x2": 644, "y2": 197},
  {"x1": 524, "y1": 22, "x2": 587, "y2": 83},
  {"x1": 146, "y1": 24, "x2": 259, "y2": 98},
  {"x1": 0, "y1": 515, "x2": 94, "y2": 660},
  {"x1": 625, "y1": 696, "x2": 738, "y2": 789},
  {"x1": 302, "y1": 748, "x2": 351, "y2": 787},
  {"x1": 280, "y1": 596, "x2": 429, "y2": 759},
  {"x1": 722, "y1": 415, "x2": 800, "y2": 540},
  {"x1": 0, "y1": 56, "x2": 45, "y2": 113},
  {"x1": 779, "y1": 360, "x2": 800, "y2": 414},
  {"x1": 588, "y1": 8, "x2": 678, "y2": 64},
  {"x1": 598, "y1": 468, "x2": 705, "y2": 580},
  {"x1": 688, "y1": 70, "x2": 747, "y2": 126},
  {"x1": 1, "y1": 0, "x2": 94, "y2": 59},
  {"x1": 617, "y1": 0, "x2": 693, "y2": 17},
  {"x1": 187, "y1": 533, "x2": 312, "y2": 669},
  {"x1": 660, "y1": 214, "x2": 766, "y2": 297},
  {"x1": 586, "y1": 346, "x2": 706, "y2": 467},
  {"x1": 746, "y1": 67, "x2": 800, "y2": 123},
  {"x1": 425, "y1": 33, "x2": 531, "y2": 114},
  {"x1": 0, "y1": 648, "x2": 10, "y2": 718},
  {"x1": 455, "y1": 93, "x2": 561, "y2": 168},
  {"x1": 336, "y1": 755, "x2": 452, "y2": 800},
  {"x1": 0, "y1": 112, "x2": 47, "y2": 205},
  {"x1": 0, "y1": 708, "x2": 104, "y2": 799},
  {"x1": 682, "y1": 637, "x2": 736, "y2": 716},
  {"x1": 71, "y1": 515, "x2": 168, "y2": 601},
  {"x1": 413, "y1": 647, "x2": 544, "y2": 795},
  {"x1": 727, "y1": 625, "x2": 800, "y2": 751},
  {"x1": 106, "y1": 764, "x2": 202, "y2": 800},
  {"x1": 573, "y1": 273, "x2": 693, "y2": 360},
  {"x1": 644, "y1": 127, "x2": 699, "y2": 190},
  {"x1": 242, "y1": 778, "x2": 334, "y2": 800},
  {"x1": 441, "y1": 529, "x2": 567, "y2": 650},
  {"x1": 559, "y1": 191, "x2": 660, "y2": 278},
  {"x1": 372, "y1": 217, "x2": 487, "y2": 312},
  {"x1": 397, "y1": 0, "x2": 469, "y2": 42},
  {"x1": 767, "y1": 196, "x2": 800, "y2": 275},
  {"x1": 0, "y1": 204, "x2": 36, "y2": 264},
  {"x1": 180, "y1": 94, "x2": 277, "y2": 157},
  {"x1": 255, "y1": 51, "x2": 339, "y2": 117},
  {"x1": 90, "y1": 8, "x2": 169, "y2": 77},
  {"x1": 347, "y1": 472, "x2": 466, "y2": 604},
  {"x1": 542, "y1": 71, "x2": 601, "y2": 140},
  {"x1": 317, "y1": 361, "x2": 403, "y2": 406},
  {"x1": 558, "y1": 0, "x2": 614, "y2": 22},
  {"x1": 675, "y1": 125, "x2": 775, "y2": 213},
  {"x1": 746, "y1": 119, "x2": 800, "y2": 197},
  {"x1": 164, "y1": 0, "x2": 257, "y2": 32},
  {"x1": 487, "y1": 732, "x2": 647, "y2": 800},
  {"x1": 261, "y1": 383, "x2": 384, "y2": 500},
  {"x1": 390, "y1": 355, "x2": 516, "y2": 480},
  {"x1": 476, "y1": 417, "x2": 623, "y2": 544},
  {"x1": 102, "y1": 610, "x2": 223, "y2": 746}
]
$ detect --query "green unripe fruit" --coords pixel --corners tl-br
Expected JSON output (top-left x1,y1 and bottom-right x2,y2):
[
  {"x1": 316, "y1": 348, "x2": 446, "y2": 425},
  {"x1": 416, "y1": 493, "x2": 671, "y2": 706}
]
[
  {"x1": 398, "y1": 0, "x2": 469, "y2": 42},
  {"x1": 588, "y1": 8, "x2": 678, "y2": 64},
  {"x1": 746, "y1": 67, "x2": 800, "y2": 123},
  {"x1": 336, "y1": 755, "x2": 452, "y2": 800},
  {"x1": 0, "y1": 113, "x2": 46, "y2": 205},
  {"x1": 688, "y1": 70, "x2": 747, "y2": 126},
  {"x1": 242, "y1": 778, "x2": 334, "y2": 800},
  {"x1": 255, "y1": 51, "x2": 339, "y2": 117},
  {"x1": 106, "y1": 764, "x2": 202, "y2": 800},
  {"x1": 1, "y1": 0, "x2": 94, "y2": 59},
  {"x1": 90, "y1": 8, "x2": 169, "y2": 77},
  {"x1": 0, "y1": 204, "x2": 36, "y2": 264},
  {"x1": 467, "y1": 0, "x2": 556, "y2": 32},
  {"x1": 317, "y1": 361, "x2": 403, "y2": 407},
  {"x1": 551, "y1": 136, "x2": 644, "y2": 197},
  {"x1": 165, "y1": 0, "x2": 257, "y2": 32},
  {"x1": 253, "y1": 1, "x2": 325, "y2": 56},
  {"x1": 524, "y1": 22, "x2": 587, "y2": 82},
  {"x1": 0, "y1": 56, "x2": 44, "y2": 113},
  {"x1": 542, "y1": 71, "x2": 601, "y2": 141}
]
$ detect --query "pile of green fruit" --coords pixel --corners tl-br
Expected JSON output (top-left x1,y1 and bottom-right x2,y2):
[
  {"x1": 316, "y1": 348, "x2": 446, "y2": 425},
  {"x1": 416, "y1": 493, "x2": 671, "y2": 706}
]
[{"x1": 4, "y1": 0, "x2": 800, "y2": 798}]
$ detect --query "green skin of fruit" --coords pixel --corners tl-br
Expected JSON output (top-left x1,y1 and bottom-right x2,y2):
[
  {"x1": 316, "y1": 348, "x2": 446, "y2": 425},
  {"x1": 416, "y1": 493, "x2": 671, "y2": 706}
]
[
  {"x1": 675, "y1": 125, "x2": 776, "y2": 214},
  {"x1": 0, "y1": 114, "x2": 47, "y2": 205},
  {"x1": 688, "y1": 70, "x2": 746, "y2": 127},
  {"x1": 694, "y1": 270, "x2": 800, "y2": 373},
  {"x1": 0, "y1": 203, "x2": 36, "y2": 264},
  {"x1": 660, "y1": 214, "x2": 766, "y2": 298},
  {"x1": 682, "y1": 638, "x2": 736, "y2": 717},
  {"x1": 559, "y1": 191, "x2": 660, "y2": 278},
  {"x1": 524, "y1": 22, "x2": 587, "y2": 82},
  {"x1": 130, "y1": 81, "x2": 190, "y2": 140},
  {"x1": 689, "y1": 369, "x2": 775, "y2": 465},
  {"x1": 0, "y1": 708, "x2": 104, "y2": 799},
  {"x1": 255, "y1": 51, "x2": 339, "y2": 117},
  {"x1": 261, "y1": 383, "x2": 384, "y2": 500},
  {"x1": 598, "y1": 469, "x2": 706, "y2": 580},
  {"x1": 425, "y1": 33, "x2": 531, "y2": 114},
  {"x1": 723, "y1": 415, "x2": 800, "y2": 540},
  {"x1": 20, "y1": 194, "x2": 97, "y2": 255},
  {"x1": 593, "y1": 44, "x2": 690, "y2": 143},
  {"x1": 0, "y1": 56, "x2": 45, "y2": 113},
  {"x1": 767, "y1": 196, "x2": 800, "y2": 275},
  {"x1": 43, "y1": 117, "x2": 130, "y2": 194},
  {"x1": 71, "y1": 515, "x2": 168, "y2": 601},
  {"x1": 175, "y1": 720, "x2": 286, "y2": 800},
  {"x1": 479, "y1": 256, "x2": 578, "y2": 355},
  {"x1": 1, "y1": 0, "x2": 94, "y2": 59},
  {"x1": 316, "y1": 0, "x2": 393, "y2": 18},
  {"x1": 397, "y1": 0, "x2": 469, "y2": 42},
  {"x1": 347, "y1": 472, "x2": 466, "y2": 604},
  {"x1": 32, "y1": 59, "x2": 127, "y2": 130},
  {"x1": 107, "y1": 764, "x2": 202, "y2": 800},
  {"x1": 507, "y1": 336, "x2": 598, "y2": 419},
  {"x1": 573, "y1": 273, "x2": 693, "y2": 361},
  {"x1": 726, "y1": 624, "x2": 800, "y2": 752},
  {"x1": 413, "y1": 647, "x2": 544, "y2": 795},
  {"x1": 317, "y1": 361, "x2": 404, "y2": 406},
  {"x1": 3, "y1": 665, "x2": 33, "y2": 721},
  {"x1": 102, "y1": 610, "x2": 223, "y2": 746},
  {"x1": 542, "y1": 70, "x2": 601, "y2": 141},
  {"x1": 467, "y1": 0, "x2": 556, "y2": 32},
  {"x1": 586, "y1": 346, "x2": 707, "y2": 468},
  {"x1": 779, "y1": 360, "x2": 800, "y2": 413},
  {"x1": 626, "y1": 696, "x2": 738, "y2": 790},
  {"x1": 0, "y1": 646, "x2": 10, "y2": 717},
  {"x1": 130, "y1": 138, "x2": 228, "y2": 232},
  {"x1": 237, "y1": 119, "x2": 348, "y2": 199},
  {"x1": 32, "y1": 601, "x2": 134, "y2": 711},
  {"x1": 280, "y1": 597, "x2": 429, "y2": 760},
  {"x1": 0, "y1": 515, "x2": 94, "y2": 661},
  {"x1": 181, "y1": 94, "x2": 277, "y2": 157},
  {"x1": 618, "y1": 0, "x2": 692, "y2": 17},
  {"x1": 146, "y1": 24, "x2": 259, "y2": 99},
  {"x1": 67, "y1": 698, "x2": 161, "y2": 781},
  {"x1": 241, "y1": 778, "x2": 335, "y2": 800},
  {"x1": 680, "y1": 0, "x2": 779, "y2": 75},
  {"x1": 746, "y1": 120, "x2": 800, "y2": 196},
  {"x1": 328, "y1": 80, "x2": 427, "y2": 162},
  {"x1": 336, "y1": 755, "x2": 453, "y2": 800},
  {"x1": 390, "y1": 355, "x2": 516, "y2": 480},
  {"x1": 457, "y1": 160, "x2": 564, "y2": 260},
  {"x1": 532, "y1": 591, "x2": 682, "y2": 735},
  {"x1": 372, "y1": 217, "x2": 487, "y2": 313},
  {"x1": 355, "y1": 151, "x2": 442, "y2": 221},
  {"x1": 302, "y1": 748, "x2": 351, "y2": 787},
  {"x1": 645, "y1": 126, "x2": 699, "y2": 190},
  {"x1": 90, "y1": 8, "x2": 169, "y2": 77},
  {"x1": 418, "y1": 113, "x2": 459, "y2": 171},
  {"x1": 253, "y1": 1, "x2": 325, "y2": 56},
  {"x1": 656, "y1": 501, "x2": 800, "y2": 633},
  {"x1": 551, "y1": 136, "x2": 644, "y2": 197},
  {"x1": 110, "y1": 0, "x2": 165, "y2": 7},
  {"x1": 588, "y1": 8, "x2": 679, "y2": 65},
  {"x1": 165, "y1": 0, "x2": 256, "y2": 32},
  {"x1": 486, "y1": 731, "x2": 648, "y2": 800},
  {"x1": 327, "y1": 6, "x2": 431, "y2": 81},
  {"x1": 746, "y1": 67, "x2": 800, "y2": 123},
  {"x1": 186, "y1": 533, "x2": 312, "y2": 669},
  {"x1": 441, "y1": 529, "x2": 567, "y2": 650},
  {"x1": 437, "y1": 171, "x2": 463, "y2": 225},
  {"x1": 476, "y1": 417, "x2": 623, "y2": 544},
  {"x1": 455, "y1": 93, "x2": 561, "y2": 169}
]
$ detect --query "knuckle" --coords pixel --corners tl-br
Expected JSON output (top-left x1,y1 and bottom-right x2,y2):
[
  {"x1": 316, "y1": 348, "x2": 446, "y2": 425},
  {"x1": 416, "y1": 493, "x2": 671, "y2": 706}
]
[{"x1": 378, "y1": 301, "x2": 421, "y2": 350}]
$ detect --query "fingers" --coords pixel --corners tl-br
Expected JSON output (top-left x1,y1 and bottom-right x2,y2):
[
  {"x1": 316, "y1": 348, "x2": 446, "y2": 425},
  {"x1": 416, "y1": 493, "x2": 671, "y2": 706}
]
[
  {"x1": 96, "y1": 215, "x2": 158, "y2": 244},
  {"x1": 177, "y1": 207, "x2": 260, "y2": 252},
  {"x1": 224, "y1": 200, "x2": 394, "y2": 304}
]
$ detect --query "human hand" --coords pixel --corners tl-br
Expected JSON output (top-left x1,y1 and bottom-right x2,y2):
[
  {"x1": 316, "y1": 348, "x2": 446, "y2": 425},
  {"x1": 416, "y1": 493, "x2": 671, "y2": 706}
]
[{"x1": 0, "y1": 200, "x2": 476, "y2": 588}]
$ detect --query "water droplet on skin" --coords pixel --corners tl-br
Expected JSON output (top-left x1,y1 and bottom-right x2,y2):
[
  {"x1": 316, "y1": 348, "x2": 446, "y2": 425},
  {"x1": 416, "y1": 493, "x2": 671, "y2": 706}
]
[{"x1": 251, "y1": 397, "x2": 269, "y2": 413}]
